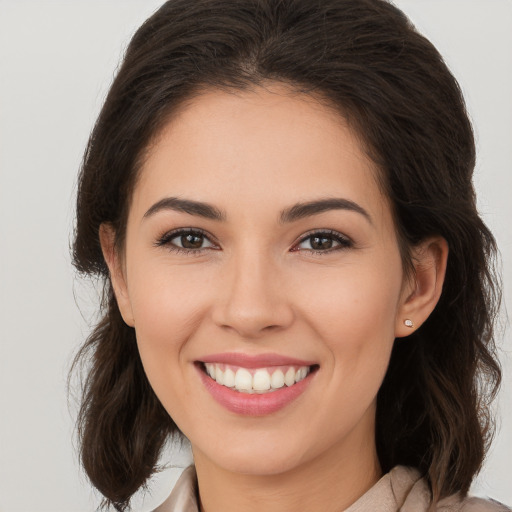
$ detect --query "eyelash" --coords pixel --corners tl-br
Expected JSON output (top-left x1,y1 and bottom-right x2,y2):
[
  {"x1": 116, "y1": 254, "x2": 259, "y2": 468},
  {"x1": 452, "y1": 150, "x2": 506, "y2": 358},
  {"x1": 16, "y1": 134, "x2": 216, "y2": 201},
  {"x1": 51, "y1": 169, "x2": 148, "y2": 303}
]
[
  {"x1": 155, "y1": 228, "x2": 353, "y2": 256},
  {"x1": 293, "y1": 229, "x2": 353, "y2": 254},
  {"x1": 155, "y1": 228, "x2": 218, "y2": 256}
]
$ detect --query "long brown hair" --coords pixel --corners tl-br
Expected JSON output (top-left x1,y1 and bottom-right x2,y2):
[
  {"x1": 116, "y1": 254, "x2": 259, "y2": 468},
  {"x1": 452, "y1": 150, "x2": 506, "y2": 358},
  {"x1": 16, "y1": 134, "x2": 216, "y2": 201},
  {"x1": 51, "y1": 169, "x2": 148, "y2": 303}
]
[{"x1": 71, "y1": 0, "x2": 502, "y2": 510}]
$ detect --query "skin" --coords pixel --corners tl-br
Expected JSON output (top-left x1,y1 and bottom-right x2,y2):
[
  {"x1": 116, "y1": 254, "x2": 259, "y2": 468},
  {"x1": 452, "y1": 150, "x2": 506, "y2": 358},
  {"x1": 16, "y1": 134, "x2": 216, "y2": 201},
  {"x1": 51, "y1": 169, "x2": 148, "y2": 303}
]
[{"x1": 101, "y1": 84, "x2": 448, "y2": 512}]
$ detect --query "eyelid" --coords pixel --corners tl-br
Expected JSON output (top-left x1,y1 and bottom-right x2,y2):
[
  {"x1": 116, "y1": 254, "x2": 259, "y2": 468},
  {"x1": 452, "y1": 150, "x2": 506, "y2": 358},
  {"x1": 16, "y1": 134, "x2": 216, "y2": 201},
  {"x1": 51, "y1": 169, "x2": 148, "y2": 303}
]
[
  {"x1": 155, "y1": 227, "x2": 219, "y2": 253},
  {"x1": 292, "y1": 229, "x2": 353, "y2": 253},
  {"x1": 154, "y1": 227, "x2": 353, "y2": 255}
]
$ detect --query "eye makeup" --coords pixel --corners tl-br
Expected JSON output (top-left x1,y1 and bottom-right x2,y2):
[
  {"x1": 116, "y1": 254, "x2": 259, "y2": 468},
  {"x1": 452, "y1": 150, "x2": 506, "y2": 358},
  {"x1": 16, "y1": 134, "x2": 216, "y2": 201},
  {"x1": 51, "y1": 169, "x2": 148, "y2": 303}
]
[{"x1": 154, "y1": 227, "x2": 353, "y2": 257}]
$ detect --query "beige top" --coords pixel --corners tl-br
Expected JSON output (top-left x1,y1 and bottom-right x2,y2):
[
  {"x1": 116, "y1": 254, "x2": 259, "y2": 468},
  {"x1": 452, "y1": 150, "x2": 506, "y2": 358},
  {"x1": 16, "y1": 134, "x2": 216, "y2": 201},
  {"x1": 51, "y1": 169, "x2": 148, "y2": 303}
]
[{"x1": 153, "y1": 465, "x2": 510, "y2": 512}]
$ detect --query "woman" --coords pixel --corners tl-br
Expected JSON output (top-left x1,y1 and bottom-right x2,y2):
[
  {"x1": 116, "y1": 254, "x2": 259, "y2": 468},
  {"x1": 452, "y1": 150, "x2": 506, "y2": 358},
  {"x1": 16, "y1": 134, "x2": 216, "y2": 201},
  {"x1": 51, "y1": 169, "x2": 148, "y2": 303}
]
[{"x1": 72, "y1": 0, "x2": 508, "y2": 511}]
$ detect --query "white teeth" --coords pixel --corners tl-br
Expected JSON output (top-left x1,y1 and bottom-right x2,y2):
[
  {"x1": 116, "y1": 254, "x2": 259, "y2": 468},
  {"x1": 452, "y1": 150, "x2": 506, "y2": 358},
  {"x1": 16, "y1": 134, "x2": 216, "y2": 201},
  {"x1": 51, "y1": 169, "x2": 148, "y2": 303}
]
[
  {"x1": 205, "y1": 363, "x2": 215, "y2": 378},
  {"x1": 234, "y1": 368, "x2": 253, "y2": 391},
  {"x1": 284, "y1": 367, "x2": 296, "y2": 387},
  {"x1": 271, "y1": 369, "x2": 285, "y2": 389},
  {"x1": 204, "y1": 363, "x2": 312, "y2": 393},
  {"x1": 295, "y1": 367, "x2": 308, "y2": 382},
  {"x1": 223, "y1": 368, "x2": 236, "y2": 387},
  {"x1": 215, "y1": 367, "x2": 224, "y2": 386},
  {"x1": 253, "y1": 369, "x2": 271, "y2": 392}
]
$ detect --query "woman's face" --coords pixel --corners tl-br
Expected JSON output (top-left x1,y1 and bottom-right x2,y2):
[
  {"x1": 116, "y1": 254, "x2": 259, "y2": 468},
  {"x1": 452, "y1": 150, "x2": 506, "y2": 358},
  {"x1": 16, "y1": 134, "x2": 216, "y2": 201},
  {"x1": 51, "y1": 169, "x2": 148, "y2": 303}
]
[{"x1": 109, "y1": 85, "x2": 414, "y2": 477}]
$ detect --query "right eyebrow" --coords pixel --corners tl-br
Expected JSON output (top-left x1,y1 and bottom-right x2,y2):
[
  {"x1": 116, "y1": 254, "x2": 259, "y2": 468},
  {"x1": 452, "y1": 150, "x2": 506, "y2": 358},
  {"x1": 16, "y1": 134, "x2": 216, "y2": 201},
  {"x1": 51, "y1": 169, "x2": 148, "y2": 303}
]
[{"x1": 142, "y1": 197, "x2": 226, "y2": 222}]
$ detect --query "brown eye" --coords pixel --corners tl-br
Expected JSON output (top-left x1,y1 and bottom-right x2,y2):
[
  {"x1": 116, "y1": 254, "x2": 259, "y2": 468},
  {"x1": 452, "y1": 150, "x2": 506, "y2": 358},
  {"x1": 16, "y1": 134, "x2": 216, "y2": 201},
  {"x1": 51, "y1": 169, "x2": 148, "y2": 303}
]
[
  {"x1": 156, "y1": 229, "x2": 216, "y2": 252},
  {"x1": 181, "y1": 233, "x2": 205, "y2": 249},
  {"x1": 295, "y1": 231, "x2": 352, "y2": 253},
  {"x1": 310, "y1": 236, "x2": 335, "y2": 250}
]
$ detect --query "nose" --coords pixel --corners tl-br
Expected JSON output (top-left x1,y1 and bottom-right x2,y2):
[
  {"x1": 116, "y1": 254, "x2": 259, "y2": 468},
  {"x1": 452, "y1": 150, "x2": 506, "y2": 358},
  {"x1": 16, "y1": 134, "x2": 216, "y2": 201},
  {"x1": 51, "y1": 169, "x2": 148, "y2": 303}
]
[{"x1": 211, "y1": 248, "x2": 294, "y2": 339}]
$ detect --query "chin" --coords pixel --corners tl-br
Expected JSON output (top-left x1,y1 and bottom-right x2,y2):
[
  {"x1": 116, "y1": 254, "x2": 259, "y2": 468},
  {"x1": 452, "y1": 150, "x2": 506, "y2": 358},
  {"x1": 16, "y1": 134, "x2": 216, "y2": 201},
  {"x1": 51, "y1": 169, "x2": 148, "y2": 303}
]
[
  {"x1": 192, "y1": 431, "x2": 314, "y2": 477},
  {"x1": 220, "y1": 452, "x2": 305, "y2": 476}
]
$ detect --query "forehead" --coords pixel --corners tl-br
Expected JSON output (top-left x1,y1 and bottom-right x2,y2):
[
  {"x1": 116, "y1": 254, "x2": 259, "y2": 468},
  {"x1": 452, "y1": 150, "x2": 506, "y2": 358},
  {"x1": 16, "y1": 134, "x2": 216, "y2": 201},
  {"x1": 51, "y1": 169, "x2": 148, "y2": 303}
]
[{"x1": 132, "y1": 84, "x2": 389, "y2": 223}]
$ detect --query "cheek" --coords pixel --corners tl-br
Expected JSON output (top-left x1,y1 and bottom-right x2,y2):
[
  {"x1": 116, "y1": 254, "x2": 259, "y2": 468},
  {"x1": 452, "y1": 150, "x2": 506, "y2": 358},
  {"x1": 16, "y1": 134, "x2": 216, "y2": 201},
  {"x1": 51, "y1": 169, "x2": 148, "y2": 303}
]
[
  {"x1": 128, "y1": 255, "x2": 211, "y2": 337},
  {"x1": 125, "y1": 262, "x2": 212, "y2": 397},
  {"x1": 297, "y1": 260, "x2": 403, "y2": 338},
  {"x1": 296, "y1": 259, "x2": 402, "y2": 398}
]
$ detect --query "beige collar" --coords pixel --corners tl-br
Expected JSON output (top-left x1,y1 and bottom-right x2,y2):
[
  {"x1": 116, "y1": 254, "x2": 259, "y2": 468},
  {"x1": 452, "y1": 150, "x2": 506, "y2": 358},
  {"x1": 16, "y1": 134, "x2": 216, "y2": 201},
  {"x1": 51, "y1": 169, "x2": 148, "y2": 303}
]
[{"x1": 153, "y1": 465, "x2": 508, "y2": 512}]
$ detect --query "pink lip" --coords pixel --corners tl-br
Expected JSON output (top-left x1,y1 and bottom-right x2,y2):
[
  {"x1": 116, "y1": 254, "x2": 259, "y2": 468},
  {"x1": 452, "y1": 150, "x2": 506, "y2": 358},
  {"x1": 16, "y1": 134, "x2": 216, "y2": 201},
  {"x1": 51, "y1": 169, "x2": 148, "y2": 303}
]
[
  {"x1": 198, "y1": 352, "x2": 317, "y2": 368},
  {"x1": 195, "y1": 361, "x2": 317, "y2": 416}
]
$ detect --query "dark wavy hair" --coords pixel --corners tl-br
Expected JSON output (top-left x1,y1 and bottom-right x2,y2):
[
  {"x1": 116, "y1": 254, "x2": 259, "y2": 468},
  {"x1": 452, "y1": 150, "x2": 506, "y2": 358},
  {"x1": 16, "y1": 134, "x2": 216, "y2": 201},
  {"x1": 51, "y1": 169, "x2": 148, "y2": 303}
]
[{"x1": 71, "y1": 0, "x2": 502, "y2": 510}]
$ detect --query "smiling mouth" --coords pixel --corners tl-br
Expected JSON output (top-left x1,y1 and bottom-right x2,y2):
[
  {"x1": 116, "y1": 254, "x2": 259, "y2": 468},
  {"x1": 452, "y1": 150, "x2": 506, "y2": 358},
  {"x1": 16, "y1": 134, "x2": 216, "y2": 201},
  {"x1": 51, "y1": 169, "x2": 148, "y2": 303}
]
[{"x1": 199, "y1": 362, "x2": 319, "y2": 394}]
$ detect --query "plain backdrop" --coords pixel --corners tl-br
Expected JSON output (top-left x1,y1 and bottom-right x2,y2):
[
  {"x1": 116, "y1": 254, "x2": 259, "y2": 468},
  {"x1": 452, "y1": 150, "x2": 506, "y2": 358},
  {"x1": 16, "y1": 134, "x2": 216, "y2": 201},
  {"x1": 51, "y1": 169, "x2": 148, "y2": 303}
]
[{"x1": 0, "y1": 1, "x2": 511, "y2": 511}]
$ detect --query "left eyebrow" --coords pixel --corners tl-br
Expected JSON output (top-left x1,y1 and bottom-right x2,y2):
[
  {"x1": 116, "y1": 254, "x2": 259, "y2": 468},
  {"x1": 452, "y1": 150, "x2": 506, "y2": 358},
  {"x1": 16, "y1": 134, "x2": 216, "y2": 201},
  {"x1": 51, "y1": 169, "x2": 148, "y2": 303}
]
[{"x1": 279, "y1": 198, "x2": 372, "y2": 225}]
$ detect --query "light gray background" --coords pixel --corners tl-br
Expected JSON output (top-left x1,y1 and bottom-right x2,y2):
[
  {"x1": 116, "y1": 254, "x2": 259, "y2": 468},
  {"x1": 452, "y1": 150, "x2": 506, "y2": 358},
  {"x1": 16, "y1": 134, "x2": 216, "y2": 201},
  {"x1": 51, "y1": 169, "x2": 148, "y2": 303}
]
[{"x1": 0, "y1": 1, "x2": 510, "y2": 511}]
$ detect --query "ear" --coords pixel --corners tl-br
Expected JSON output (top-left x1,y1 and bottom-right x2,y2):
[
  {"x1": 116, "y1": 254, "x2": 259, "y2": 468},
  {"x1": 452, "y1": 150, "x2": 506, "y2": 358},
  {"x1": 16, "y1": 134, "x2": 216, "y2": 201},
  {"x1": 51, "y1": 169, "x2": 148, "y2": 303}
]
[
  {"x1": 395, "y1": 236, "x2": 448, "y2": 338},
  {"x1": 99, "y1": 223, "x2": 135, "y2": 327}
]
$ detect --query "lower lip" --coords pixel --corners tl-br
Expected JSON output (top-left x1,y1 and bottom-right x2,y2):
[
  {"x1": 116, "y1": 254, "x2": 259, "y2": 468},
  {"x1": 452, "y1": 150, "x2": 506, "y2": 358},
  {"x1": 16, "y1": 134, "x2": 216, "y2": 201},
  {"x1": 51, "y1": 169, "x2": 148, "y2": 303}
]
[{"x1": 196, "y1": 365, "x2": 315, "y2": 416}]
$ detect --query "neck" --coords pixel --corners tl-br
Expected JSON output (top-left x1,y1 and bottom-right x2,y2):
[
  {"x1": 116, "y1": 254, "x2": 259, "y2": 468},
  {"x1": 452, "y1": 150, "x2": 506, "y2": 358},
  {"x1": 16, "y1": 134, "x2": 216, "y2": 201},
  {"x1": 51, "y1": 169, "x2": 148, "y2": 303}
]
[{"x1": 193, "y1": 423, "x2": 381, "y2": 512}]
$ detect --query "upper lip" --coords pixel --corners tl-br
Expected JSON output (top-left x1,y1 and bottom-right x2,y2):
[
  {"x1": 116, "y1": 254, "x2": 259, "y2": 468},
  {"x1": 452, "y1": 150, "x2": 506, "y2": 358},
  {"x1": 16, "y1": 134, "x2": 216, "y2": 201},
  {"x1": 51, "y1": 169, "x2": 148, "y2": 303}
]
[{"x1": 197, "y1": 352, "x2": 317, "y2": 368}]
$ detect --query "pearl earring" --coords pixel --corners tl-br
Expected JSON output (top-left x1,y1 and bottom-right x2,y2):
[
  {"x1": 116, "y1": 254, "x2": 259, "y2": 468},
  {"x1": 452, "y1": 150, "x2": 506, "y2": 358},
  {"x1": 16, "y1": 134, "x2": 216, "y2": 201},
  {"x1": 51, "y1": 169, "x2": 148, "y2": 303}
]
[{"x1": 404, "y1": 319, "x2": 414, "y2": 328}]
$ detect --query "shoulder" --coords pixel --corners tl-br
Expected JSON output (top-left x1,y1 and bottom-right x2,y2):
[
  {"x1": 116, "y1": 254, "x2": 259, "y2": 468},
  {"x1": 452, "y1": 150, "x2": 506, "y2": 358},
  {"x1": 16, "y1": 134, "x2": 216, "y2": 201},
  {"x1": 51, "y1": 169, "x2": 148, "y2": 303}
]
[
  {"x1": 437, "y1": 494, "x2": 511, "y2": 512},
  {"x1": 388, "y1": 466, "x2": 510, "y2": 512},
  {"x1": 152, "y1": 466, "x2": 198, "y2": 512}
]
